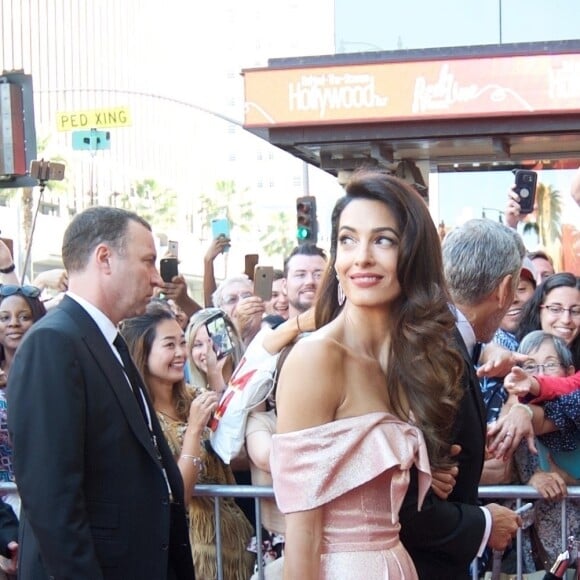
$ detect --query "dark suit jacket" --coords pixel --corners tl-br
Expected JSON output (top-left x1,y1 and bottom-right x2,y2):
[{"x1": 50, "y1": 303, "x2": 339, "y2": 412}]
[
  {"x1": 399, "y1": 328, "x2": 487, "y2": 580},
  {"x1": 7, "y1": 296, "x2": 195, "y2": 580},
  {"x1": 0, "y1": 499, "x2": 18, "y2": 557}
]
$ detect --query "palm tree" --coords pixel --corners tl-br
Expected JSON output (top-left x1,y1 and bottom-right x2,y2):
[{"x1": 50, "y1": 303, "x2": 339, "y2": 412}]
[
  {"x1": 536, "y1": 183, "x2": 563, "y2": 271},
  {"x1": 196, "y1": 180, "x2": 254, "y2": 241},
  {"x1": 118, "y1": 178, "x2": 178, "y2": 234},
  {"x1": 259, "y1": 211, "x2": 296, "y2": 262},
  {"x1": 522, "y1": 182, "x2": 563, "y2": 271}
]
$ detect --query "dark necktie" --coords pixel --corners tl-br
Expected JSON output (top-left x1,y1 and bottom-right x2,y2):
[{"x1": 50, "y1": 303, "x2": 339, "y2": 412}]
[
  {"x1": 472, "y1": 341, "x2": 483, "y2": 365},
  {"x1": 113, "y1": 333, "x2": 149, "y2": 423},
  {"x1": 114, "y1": 334, "x2": 167, "y2": 478}
]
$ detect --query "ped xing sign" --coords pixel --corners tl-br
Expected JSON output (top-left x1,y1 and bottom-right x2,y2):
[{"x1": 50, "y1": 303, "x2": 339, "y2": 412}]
[{"x1": 56, "y1": 106, "x2": 131, "y2": 131}]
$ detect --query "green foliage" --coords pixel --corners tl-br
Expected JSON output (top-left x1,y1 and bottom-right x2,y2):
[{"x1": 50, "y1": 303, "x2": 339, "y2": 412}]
[
  {"x1": 119, "y1": 178, "x2": 178, "y2": 232},
  {"x1": 197, "y1": 180, "x2": 254, "y2": 238},
  {"x1": 259, "y1": 211, "x2": 296, "y2": 260}
]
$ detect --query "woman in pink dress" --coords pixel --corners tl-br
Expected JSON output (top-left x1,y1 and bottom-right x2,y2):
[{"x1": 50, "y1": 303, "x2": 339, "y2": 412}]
[{"x1": 271, "y1": 171, "x2": 463, "y2": 579}]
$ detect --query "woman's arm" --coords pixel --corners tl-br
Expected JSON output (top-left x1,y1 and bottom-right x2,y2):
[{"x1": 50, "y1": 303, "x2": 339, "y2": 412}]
[
  {"x1": 275, "y1": 337, "x2": 343, "y2": 577},
  {"x1": 477, "y1": 344, "x2": 528, "y2": 379},
  {"x1": 0, "y1": 239, "x2": 18, "y2": 285},
  {"x1": 262, "y1": 308, "x2": 316, "y2": 355},
  {"x1": 177, "y1": 391, "x2": 218, "y2": 501},
  {"x1": 534, "y1": 372, "x2": 580, "y2": 402},
  {"x1": 283, "y1": 509, "x2": 324, "y2": 580},
  {"x1": 530, "y1": 403, "x2": 557, "y2": 435},
  {"x1": 203, "y1": 237, "x2": 228, "y2": 307},
  {"x1": 246, "y1": 429, "x2": 272, "y2": 473}
]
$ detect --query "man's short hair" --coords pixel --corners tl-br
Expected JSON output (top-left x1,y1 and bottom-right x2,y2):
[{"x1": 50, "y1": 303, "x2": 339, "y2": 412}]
[
  {"x1": 62, "y1": 206, "x2": 150, "y2": 273},
  {"x1": 442, "y1": 219, "x2": 525, "y2": 305},
  {"x1": 283, "y1": 244, "x2": 327, "y2": 276},
  {"x1": 527, "y1": 250, "x2": 554, "y2": 266}
]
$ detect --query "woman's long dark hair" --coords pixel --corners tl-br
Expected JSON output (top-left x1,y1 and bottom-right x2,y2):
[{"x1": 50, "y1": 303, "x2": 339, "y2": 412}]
[
  {"x1": 516, "y1": 273, "x2": 580, "y2": 369},
  {"x1": 316, "y1": 169, "x2": 463, "y2": 469},
  {"x1": 120, "y1": 301, "x2": 192, "y2": 420}
]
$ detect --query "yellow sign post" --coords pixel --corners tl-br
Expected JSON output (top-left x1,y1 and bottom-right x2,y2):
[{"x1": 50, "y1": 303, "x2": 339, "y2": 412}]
[{"x1": 56, "y1": 106, "x2": 131, "y2": 131}]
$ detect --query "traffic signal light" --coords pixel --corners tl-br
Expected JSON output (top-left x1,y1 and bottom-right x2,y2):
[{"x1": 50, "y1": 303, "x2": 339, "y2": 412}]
[{"x1": 296, "y1": 196, "x2": 318, "y2": 244}]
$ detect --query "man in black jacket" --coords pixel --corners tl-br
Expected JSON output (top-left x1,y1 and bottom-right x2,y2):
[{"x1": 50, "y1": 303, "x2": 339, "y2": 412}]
[
  {"x1": 0, "y1": 498, "x2": 18, "y2": 576},
  {"x1": 8, "y1": 207, "x2": 194, "y2": 580},
  {"x1": 400, "y1": 219, "x2": 525, "y2": 579}
]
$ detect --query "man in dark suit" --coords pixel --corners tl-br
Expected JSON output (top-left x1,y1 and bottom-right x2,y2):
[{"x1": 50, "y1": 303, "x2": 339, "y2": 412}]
[
  {"x1": 0, "y1": 499, "x2": 18, "y2": 576},
  {"x1": 8, "y1": 207, "x2": 194, "y2": 579},
  {"x1": 400, "y1": 219, "x2": 525, "y2": 579}
]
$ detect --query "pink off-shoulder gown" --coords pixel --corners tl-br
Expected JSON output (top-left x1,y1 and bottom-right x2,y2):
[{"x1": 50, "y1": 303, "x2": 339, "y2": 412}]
[{"x1": 270, "y1": 412, "x2": 431, "y2": 579}]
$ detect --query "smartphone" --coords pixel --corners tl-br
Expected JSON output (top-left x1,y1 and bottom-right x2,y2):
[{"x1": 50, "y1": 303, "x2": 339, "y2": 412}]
[
  {"x1": 513, "y1": 170, "x2": 537, "y2": 214},
  {"x1": 244, "y1": 254, "x2": 259, "y2": 281},
  {"x1": 211, "y1": 218, "x2": 230, "y2": 253},
  {"x1": 205, "y1": 312, "x2": 235, "y2": 360},
  {"x1": 160, "y1": 257, "x2": 178, "y2": 283},
  {"x1": 253, "y1": 265, "x2": 274, "y2": 301},
  {"x1": 168, "y1": 240, "x2": 178, "y2": 258}
]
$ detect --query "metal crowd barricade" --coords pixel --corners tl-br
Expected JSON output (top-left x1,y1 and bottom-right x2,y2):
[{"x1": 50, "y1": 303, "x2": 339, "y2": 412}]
[
  {"x1": 475, "y1": 485, "x2": 580, "y2": 580},
  {"x1": 2, "y1": 482, "x2": 580, "y2": 580},
  {"x1": 198, "y1": 484, "x2": 580, "y2": 580}
]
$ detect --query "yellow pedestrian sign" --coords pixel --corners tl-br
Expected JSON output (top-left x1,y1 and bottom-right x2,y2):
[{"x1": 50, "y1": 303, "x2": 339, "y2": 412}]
[{"x1": 56, "y1": 106, "x2": 131, "y2": 131}]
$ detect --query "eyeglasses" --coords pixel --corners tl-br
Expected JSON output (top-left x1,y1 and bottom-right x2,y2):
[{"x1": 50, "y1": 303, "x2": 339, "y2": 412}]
[
  {"x1": 221, "y1": 292, "x2": 253, "y2": 306},
  {"x1": 520, "y1": 362, "x2": 565, "y2": 375},
  {"x1": 541, "y1": 304, "x2": 580, "y2": 318},
  {"x1": 0, "y1": 285, "x2": 41, "y2": 299}
]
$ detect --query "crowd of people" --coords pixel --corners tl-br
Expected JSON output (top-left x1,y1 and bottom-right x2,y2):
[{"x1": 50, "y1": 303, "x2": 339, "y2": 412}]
[{"x1": 0, "y1": 168, "x2": 577, "y2": 579}]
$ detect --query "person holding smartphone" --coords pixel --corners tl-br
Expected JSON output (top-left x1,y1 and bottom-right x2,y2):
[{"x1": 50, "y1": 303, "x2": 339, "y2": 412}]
[
  {"x1": 186, "y1": 309, "x2": 244, "y2": 400},
  {"x1": 212, "y1": 275, "x2": 265, "y2": 346},
  {"x1": 120, "y1": 302, "x2": 254, "y2": 580}
]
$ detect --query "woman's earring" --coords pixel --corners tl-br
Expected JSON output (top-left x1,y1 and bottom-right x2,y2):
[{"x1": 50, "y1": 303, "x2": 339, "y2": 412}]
[{"x1": 337, "y1": 281, "x2": 346, "y2": 306}]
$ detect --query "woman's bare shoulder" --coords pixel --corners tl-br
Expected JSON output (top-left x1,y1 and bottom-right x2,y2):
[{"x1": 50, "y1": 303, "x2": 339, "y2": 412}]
[
  {"x1": 276, "y1": 331, "x2": 347, "y2": 432},
  {"x1": 288, "y1": 329, "x2": 345, "y2": 364}
]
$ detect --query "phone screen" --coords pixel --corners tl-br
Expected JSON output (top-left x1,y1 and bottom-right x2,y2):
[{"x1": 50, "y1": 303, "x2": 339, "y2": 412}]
[
  {"x1": 205, "y1": 314, "x2": 235, "y2": 360},
  {"x1": 211, "y1": 218, "x2": 230, "y2": 253}
]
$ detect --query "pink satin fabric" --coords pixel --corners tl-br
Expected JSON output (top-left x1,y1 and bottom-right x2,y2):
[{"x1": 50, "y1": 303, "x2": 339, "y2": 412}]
[{"x1": 271, "y1": 412, "x2": 431, "y2": 579}]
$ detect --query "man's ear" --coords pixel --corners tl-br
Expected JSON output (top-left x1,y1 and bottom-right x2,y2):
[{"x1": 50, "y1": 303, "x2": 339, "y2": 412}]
[
  {"x1": 95, "y1": 244, "x2": 112, "y2": 271},
  {"x1": 497, "y1": 274, "x2": 515, "y2": 309}
]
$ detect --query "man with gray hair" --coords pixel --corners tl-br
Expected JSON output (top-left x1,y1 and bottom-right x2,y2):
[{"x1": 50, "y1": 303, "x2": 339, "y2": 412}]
[{"x1": 400, "y1": 219, "x2": 525, "y2": 579}]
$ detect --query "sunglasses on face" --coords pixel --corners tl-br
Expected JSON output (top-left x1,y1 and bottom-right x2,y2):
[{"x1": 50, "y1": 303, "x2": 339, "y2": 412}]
[{"x1": 0, "y1": 285, "x2": 42, "y2": 299}]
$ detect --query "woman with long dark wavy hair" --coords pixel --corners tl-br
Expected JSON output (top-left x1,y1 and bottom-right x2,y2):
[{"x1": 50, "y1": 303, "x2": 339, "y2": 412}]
[{"x1": 270, "y1": 170, "x2": 463, "y2": 579}]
